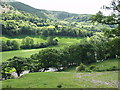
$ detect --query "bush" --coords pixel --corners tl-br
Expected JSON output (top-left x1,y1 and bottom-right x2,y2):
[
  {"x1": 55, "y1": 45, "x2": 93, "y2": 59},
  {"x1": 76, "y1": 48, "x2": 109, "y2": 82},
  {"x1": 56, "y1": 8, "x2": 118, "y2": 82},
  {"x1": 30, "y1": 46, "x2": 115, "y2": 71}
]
[
  {"x1": 85, "y1": 68, "x2": 92, "y2": 72},
  {"x1": 76, "y1": 63, "x2": 86, "y2": 72},
  {"x1": 89, "y1": 65, "x2": 96, "y2": 70},
  {"x1": 57, "y1": 84, "x2": 62, "y2": 88},
  {"x1": 107, "y1": 66, "x2": 118, "y2": 71},
  {"x1": 111, "y1": 66, "x2": 118, "y2": 70}
]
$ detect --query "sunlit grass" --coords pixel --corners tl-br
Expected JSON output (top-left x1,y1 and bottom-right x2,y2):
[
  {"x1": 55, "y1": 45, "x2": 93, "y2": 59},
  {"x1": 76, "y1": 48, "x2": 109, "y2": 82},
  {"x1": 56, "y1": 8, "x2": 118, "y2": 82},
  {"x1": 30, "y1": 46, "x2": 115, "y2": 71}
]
[
  {"x1": 1, "y1": 36, "x2": 81, "y2": 61},
  {"x1": 2, "y1": 71, "x2": 118, "y2": 88},
  {"x1": 61, "y1": 59, "x2": 119, "y2": 72}
]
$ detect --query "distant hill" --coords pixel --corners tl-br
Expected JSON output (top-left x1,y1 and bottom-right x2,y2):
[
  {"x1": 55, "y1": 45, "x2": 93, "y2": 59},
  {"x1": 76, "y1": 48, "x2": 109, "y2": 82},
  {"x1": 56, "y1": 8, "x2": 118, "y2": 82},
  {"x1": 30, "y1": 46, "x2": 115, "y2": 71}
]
[
  {"x1": 6, "y1": 1, "x2": 92, "y2": 21},
  {"x1": 8, "y1": 1, "x2": 47, "y2": 18}
]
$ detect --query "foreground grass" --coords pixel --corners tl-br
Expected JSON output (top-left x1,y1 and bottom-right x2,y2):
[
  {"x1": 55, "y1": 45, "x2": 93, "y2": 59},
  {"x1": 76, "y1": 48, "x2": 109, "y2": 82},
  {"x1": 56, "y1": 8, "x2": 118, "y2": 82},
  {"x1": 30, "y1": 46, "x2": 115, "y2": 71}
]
[
  {"x1": 1, "y1": 36, "x2": 81, "y2": 61},
  {"x1": 2, "y1": 59, "x2": 119, "y2": 88},
  {"x1": 2, "y1": 71, "x2": 118, "y2": 88}
]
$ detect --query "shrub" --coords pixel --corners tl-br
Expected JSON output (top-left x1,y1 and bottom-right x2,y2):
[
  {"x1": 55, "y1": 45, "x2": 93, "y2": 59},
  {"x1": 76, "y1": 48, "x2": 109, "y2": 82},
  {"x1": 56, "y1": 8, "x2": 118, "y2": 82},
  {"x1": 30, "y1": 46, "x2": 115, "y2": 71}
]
[
  {"x1": 111, "y1": 66, "x2": 118, "y2": 70},
  {"x1": 89, "y1": 65, "x2": 96, "y2": 70},
  {"x1": 85, "y1": 68, "x2": 92, "y2": 72},
  {"x1": 107, "y1": 66, "x2": 118, "y2": 71},
  {"x1": 6, "y1": 85, "x2": 12, "y2": 88},
  {"x1": 57, "y1": 84, "x2": 62, "y2": 88},
  {"x1": 76, "y1": 63, "x2": 86, "y2": 72}
]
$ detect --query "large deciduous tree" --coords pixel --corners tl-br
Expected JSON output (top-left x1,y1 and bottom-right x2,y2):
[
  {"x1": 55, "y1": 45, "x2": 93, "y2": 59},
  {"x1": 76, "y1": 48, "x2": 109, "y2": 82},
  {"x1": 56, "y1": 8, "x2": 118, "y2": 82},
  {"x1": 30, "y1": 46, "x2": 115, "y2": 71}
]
[
  {"x1": 7, "y1": 56, "x2": 28, "y2": 76},
  {"x1": 31, "y1": 49, "x2": 61, "y2": 72}
]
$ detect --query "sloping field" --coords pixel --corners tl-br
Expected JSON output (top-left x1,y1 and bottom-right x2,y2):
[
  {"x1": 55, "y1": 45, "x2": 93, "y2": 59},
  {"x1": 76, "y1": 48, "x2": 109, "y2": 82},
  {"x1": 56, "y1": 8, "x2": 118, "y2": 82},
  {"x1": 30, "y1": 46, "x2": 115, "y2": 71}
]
[{"x1": 2, "y1": 71, "x2": 118, "y2": 88}]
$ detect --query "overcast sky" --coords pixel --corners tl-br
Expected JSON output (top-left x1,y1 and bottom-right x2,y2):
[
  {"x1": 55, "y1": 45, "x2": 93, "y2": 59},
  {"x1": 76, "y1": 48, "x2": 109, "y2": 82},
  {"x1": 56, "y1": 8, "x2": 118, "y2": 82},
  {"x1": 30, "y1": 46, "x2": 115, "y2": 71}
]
[{"x1": 13, "y1": 0, "x2": 112, "y2": 14}]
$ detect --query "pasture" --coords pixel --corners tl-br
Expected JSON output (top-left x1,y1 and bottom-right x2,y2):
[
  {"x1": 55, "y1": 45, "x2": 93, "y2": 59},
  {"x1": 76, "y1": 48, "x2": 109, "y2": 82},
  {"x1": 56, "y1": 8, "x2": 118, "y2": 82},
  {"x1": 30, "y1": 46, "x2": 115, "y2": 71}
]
[
  {"x1": 1, "y1": 36, "x2": 81, "y2": 61},
  {"x1": 2, "y1": 59, "x2": 119, "y2": 88},
  {"x1": 2, "y1": 71, "x2": 118, "y2": 88},
  {"x1": 62, "y1": 59, "x2": 119, "y2": 72}
]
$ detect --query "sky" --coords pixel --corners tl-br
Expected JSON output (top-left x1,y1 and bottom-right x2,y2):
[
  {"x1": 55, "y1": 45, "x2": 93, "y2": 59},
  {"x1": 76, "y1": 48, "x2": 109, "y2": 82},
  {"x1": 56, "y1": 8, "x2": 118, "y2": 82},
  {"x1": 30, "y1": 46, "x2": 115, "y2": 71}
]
[{"x1": 10, "y1": 0, "x2": 112, "y2": 14}]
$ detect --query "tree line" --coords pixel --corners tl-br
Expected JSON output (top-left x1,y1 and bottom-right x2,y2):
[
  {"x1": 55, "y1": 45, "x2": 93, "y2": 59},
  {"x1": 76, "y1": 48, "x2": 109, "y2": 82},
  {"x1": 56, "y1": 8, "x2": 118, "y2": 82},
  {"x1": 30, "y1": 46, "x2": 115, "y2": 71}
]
[
  {"x1": 1, "y1": 36, "x2": 58, "y2": 51},
  {"x1": 1, "y1": 10, "x2": 95, "y2": 37}
]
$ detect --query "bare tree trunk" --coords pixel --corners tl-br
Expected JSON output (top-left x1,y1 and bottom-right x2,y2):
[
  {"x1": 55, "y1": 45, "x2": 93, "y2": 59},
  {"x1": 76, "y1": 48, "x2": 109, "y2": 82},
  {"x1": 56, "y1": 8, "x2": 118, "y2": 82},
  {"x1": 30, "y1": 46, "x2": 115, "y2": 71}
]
[
  {"x1": 16, "y1": 71, "x2": 21, "y2": 77},
  {"x1": 43, "y1": 68, "x2": 46, "y2": 72}
]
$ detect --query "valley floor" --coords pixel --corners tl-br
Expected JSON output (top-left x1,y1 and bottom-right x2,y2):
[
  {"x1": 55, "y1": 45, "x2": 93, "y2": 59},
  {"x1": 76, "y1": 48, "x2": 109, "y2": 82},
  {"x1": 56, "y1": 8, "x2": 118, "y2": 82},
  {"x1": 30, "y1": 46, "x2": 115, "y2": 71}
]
[{"x1": 0, "y1": 36, "x2": 81, "y2": 62}]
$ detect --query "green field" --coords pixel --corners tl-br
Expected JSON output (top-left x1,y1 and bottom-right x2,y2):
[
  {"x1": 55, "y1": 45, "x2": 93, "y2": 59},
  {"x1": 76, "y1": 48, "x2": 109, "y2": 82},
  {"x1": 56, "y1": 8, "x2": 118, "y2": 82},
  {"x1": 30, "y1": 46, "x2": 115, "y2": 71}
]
[
  {"x1": 2, "y1": 59, "x2": 119, "y2": 88},
  {"x1": 1, "y1": 36, "x2": 81, "y2": 61},
  {"x1": 2, "y1": 71, "x2": 118, "y2": 88},
  {"x1": 62, "y1": 59, "x2": 119, "y2": 72}
]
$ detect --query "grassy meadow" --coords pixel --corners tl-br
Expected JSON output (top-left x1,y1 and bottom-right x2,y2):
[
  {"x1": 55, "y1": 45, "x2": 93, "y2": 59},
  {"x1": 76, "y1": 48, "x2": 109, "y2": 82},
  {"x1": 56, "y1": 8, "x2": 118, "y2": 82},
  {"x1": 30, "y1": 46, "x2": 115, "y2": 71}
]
[
  {"x1": 1, "y1": 36, "x2": 81, "y2": 61},
  {"x1": 2, "y1": 59, "x2": 119, "y2": 88},
  {"x1": 2, "y1": 71, "x2": 118, "y2": 88},
  {"x1": 62, "y1": 59, "x2": 119, "y2": 72}
]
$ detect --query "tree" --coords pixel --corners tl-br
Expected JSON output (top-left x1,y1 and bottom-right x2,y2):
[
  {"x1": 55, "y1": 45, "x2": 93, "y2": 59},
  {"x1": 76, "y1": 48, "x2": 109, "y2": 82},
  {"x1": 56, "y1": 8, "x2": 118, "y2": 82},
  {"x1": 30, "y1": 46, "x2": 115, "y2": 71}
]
[
  {"x1": 6, "y1": 40, "x2": 11, "y2": 46},
  {"x1": 7, "y1": 56, "x2": 28, "y2": 76},
  {"x1": 21, "y1": 36, "x2": 34, "y2": 49},
  {"x1": 1, "y1": 41, "x2": 8, "y2": 51},
  {"x1": 31, "y1": 49, "x2": 61, "y2": 72},
  {"x1": 47, "y1": 36, "x2": 58, "y2": 46},
  {"x1": 92, "y1": 0, "x2": 120, "y2": 37},
  {"x1": 41, "y1": 29, "x2": 48, "y2": 37},
  {"x1": 1, "y1": 62, "x2": 12, "y2": 80},
  {"x1": 91, "y1": 0, "x2": 120, "y2": 58},
  {"x1": 11, "y1": 40, "x2": 19, "y2": 50},
  {"x1": 30, "y1": 54, "x2": 43, "y2": 72},
  {"x1": 89, "y1": 33, "x2": 109, "y2": 60},
  {"x1": 76, "y1": 63, "x2": 86, "y2": 72},
  {"x1": 67, "y1": 42, "x2": 95, "y2": 65}
]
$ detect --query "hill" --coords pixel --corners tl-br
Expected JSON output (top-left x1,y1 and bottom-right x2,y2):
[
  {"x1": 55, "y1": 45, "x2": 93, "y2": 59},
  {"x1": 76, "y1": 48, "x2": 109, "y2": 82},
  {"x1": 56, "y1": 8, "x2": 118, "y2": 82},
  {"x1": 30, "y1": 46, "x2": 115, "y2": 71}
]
[{"x1": 7, "y1": 1, "x2": 91, "y2": 21}]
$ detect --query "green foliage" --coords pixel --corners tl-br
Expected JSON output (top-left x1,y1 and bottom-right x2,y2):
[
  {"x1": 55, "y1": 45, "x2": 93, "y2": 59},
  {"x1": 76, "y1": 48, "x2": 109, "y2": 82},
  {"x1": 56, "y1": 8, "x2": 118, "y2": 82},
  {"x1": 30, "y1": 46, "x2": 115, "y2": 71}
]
[
  {"x1": 76, "y1": 63, "x2": 86, "y2": 72},
  {"x1": 1, "y1": 62, "x2": 12, "y2": 79},
  {"x1": 1, "y1": 40, "x2": 20, "y2": 51},
  {"x1": 57, "y1": 84, "x2": 62, "y2": 88},
  {"x1": 60, "y1": 59, "x2": 119, "y2": 72},
  {"x1": 89, "y1": 65, "x2": 96, "y2": 70},
  {"x1": 11, "y1": 40, "x2": 20, "y2": 50},
  {"x1": 47, "y1": 36, "x2": 58, "y2": 46},
  {"x1": 21, "y1": 36, "x2": 34, "y2": 49},
  {"x1": 2, "y1": 1, "x2": 113, "y2": 38},
  {"x1": 31, "y1": 48, "x2": 61, "y2": 72},
  {"x1": 91, "y1": 0, "x2": 119, "y2": 37},
  {"x1": 106, "y1": 66, "x2": 118, "y2": 71},
  {"x1": 7, "y1": 56, "x2": 29, "y2": 76},
  {"x1": 1, "y1": 37, "x2": 81, "y2": 61}
]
